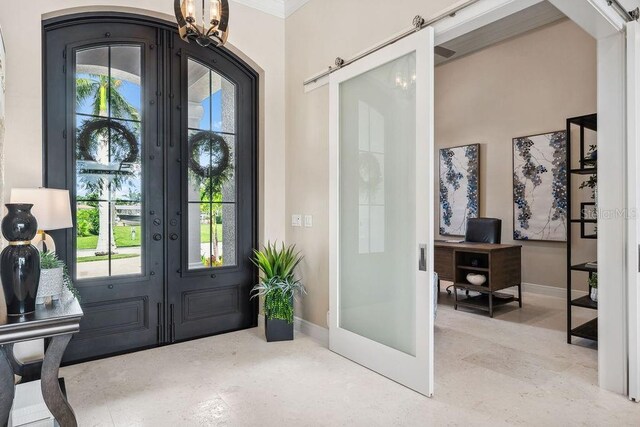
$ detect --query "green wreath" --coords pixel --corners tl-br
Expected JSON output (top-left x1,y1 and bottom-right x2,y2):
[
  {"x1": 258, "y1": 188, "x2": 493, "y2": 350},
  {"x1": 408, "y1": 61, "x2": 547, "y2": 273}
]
[
  {"x1": 77, "y1": 119, "x2": 139, "y2": 164},
  {"x1": 188, "y1": 130, "x2": 233, "y2": 190}
]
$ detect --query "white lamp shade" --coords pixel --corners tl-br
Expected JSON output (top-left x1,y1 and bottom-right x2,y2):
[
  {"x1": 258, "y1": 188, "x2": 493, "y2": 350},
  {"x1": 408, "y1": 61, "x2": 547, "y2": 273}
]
[{"x1": 10, "y1": 188, "x2": 73, "y2": 231}]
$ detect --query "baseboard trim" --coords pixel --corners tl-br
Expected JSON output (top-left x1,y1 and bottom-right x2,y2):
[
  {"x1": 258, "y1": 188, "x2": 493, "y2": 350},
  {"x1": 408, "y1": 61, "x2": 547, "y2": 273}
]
[
  {"x1": 294, "y1": 316, "x2": 329, "y2": 347},
  {"x1": 256, "y1": 315, "x2": 329, "y2": 347}
]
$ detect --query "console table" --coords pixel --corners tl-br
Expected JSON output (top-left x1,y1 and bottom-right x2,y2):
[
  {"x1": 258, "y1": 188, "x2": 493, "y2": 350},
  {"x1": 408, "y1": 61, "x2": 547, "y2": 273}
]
[
  {"x1": 0, "y1": 295, "x2": 83, "y2": 427},
  {"x1": 435, "y1": 242, "x2": 522, "y2": 317}
]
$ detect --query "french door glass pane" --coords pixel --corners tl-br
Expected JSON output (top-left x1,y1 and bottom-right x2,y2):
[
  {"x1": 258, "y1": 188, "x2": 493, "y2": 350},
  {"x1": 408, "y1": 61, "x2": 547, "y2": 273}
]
[
  {"x1": 74, "y1": 44, "x2": 143, "y2": 279},
  {"x1": 187, "y1": 58, "x2": 237, "y2": 270},
  {"x1": 339, "y1": 52, "x2": 417, "y2": 356}
]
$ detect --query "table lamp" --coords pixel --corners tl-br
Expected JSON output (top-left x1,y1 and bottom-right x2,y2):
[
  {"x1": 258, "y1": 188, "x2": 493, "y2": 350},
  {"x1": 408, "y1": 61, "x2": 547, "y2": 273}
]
[{"x1": 10, "y1": 188, "x2": 73, "y2": 252}]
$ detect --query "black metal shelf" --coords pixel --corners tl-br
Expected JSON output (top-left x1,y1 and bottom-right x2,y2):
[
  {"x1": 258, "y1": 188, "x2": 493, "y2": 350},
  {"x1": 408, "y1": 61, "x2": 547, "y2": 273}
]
[
  {"x1": 571, "y1": 318, "x2": 598, "y2": 341},
  {"x1": 571, "y1": 295, "x2": 597, "y2": 310},
  {"x1": 567, "y1": 114, "x2": 598, "y2": 345}
]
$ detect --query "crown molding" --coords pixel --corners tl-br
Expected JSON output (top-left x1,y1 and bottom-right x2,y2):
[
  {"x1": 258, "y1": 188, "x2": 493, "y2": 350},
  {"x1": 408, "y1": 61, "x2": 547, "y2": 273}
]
[
  {"x1": 284, "y1": 0, "x2": 312, "y2": 17},
  {"x1": 231, "y1": 0, "x2": 311, "y2": 19}
]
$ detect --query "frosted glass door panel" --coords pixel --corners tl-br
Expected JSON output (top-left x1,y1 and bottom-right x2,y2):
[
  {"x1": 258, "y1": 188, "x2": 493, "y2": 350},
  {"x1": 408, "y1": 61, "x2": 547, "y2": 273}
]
[{"x1": 339, "y1": 53, "x2": 417, "y2": 356}]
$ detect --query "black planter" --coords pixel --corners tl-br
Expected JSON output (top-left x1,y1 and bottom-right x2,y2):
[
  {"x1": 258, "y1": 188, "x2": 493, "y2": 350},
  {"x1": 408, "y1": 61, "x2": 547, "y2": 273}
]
[
  {"x1": 1, "y1": 204, "x2": 41, "y2": 316},
  {"x1": 265, "y1": 316, "x2": 294, "y2": 342}
]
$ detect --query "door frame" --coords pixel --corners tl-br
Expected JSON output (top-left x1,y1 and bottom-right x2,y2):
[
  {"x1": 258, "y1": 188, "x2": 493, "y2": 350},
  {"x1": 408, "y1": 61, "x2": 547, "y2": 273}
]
[
  {"x1": 328, "y1": 28, "x2": 435, "y2": 396},
  {"x1": 626, "y1": 20, "x2": 640, "y2": 403}
]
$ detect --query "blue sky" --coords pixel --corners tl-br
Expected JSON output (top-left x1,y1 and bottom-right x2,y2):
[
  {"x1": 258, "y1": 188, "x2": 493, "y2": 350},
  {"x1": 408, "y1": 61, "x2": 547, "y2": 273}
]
[{"x1": 198, "y1": 91, "x2": 223, "y2": 131}]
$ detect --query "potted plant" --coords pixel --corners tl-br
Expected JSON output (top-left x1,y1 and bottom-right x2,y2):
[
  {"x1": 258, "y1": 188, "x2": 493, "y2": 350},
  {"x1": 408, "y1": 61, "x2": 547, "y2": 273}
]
[
  {"x1": 588, "y1": 273, "x2": 598, "y2": 302},
  {"x1": 38, "y1": 251, "x2": 80, "y2": 304},
  {"x1": 250, "y1": 242, "x2": 305, "y2": 342}
]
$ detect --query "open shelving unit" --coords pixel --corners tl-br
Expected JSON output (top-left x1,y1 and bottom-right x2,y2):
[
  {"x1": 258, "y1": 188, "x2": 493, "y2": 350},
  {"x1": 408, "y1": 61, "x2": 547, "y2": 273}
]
[{"x1": 566, "y1": 114, "x2": 598, "y2": 344}]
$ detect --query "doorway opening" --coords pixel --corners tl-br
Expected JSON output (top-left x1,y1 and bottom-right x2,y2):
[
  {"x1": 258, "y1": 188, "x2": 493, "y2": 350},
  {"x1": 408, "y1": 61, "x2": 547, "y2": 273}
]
[{"x1": 432, "y1": 0, "x2": 627, "y2": 399}]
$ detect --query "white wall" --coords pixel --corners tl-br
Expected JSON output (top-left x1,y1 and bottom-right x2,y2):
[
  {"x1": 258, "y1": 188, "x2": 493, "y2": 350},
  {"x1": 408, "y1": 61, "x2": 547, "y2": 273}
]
[{"x1": 0, "y1": 0, "x2": 286, "y2": 244}]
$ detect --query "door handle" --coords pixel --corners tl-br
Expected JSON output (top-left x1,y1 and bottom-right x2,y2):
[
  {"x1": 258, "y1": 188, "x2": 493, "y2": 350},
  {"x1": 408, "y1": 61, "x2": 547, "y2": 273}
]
[{"x1": 419, "y1": 244, "x2": 427, "y2": 271}]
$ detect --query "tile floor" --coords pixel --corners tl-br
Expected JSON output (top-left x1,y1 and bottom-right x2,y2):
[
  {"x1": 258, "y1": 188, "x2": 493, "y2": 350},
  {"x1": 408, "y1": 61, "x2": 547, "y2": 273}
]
[{"x1": 61, "y1": 291, "x2": 639, "y2": 426}]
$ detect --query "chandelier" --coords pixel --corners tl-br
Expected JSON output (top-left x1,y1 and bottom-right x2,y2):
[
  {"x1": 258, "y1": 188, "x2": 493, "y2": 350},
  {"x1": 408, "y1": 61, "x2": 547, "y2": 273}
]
[
  {"x1": 393, "y1": 54, "x2": 416, "y2": 91},
  {"x1": 174, "y1": 0, "x2": 230, "y2": 47}
]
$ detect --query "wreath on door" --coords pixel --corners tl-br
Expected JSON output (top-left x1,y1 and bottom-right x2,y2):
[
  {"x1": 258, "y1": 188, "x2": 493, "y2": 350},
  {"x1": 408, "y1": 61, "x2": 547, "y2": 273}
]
[
  {"x1": 76, "y1": 118, "x2": 140, "y2": 194},
  {"x1": 359, "y1": 152, "x2": 383, "y2": 193},
  {"x1": 188, "y1": 130, "x2": 233, "y2": 192},
  {"x1": 77, "y1": 118, "x2": 140, "y2": 164}
]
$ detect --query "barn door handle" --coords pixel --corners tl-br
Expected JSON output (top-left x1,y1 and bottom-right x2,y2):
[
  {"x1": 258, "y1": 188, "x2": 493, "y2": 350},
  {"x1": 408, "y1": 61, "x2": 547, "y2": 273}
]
[{"x1": 419, "y1": 244, "x2": 427, "y2": 271}]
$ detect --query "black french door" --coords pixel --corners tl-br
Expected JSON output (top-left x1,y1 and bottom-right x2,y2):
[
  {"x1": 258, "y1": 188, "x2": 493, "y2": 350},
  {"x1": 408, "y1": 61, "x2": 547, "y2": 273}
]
[{"x1": 43, "y1": 14, "x2": 257, "y2": 363}]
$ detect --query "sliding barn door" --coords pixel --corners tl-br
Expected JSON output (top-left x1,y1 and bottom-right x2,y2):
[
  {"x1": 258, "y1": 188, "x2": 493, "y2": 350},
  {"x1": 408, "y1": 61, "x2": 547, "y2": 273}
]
[{"x1": 329, "y1": 28, "x2": 435, "y2": 396}]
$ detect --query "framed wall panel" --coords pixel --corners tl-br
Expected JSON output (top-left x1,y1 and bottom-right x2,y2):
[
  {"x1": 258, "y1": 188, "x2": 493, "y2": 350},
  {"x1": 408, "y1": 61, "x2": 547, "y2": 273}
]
[
  {"x1": 512, "y1": 131, "x2": 567, "y2": 242},
  {"x1": 438, "y1": 144, "x2": 480, "y2": 236}
]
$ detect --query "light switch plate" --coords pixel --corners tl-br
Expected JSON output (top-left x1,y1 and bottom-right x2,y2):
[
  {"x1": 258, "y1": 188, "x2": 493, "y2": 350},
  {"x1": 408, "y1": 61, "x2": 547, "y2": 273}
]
[
  {"x1": 292, "y1": 214, "x2": 302, "y2": 227},
  {"x1": 304, "y1": 215, "x2": 313, "y2": 227}
]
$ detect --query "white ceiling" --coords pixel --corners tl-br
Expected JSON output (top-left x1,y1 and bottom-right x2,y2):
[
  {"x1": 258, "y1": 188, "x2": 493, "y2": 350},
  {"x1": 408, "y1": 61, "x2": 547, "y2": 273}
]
[
  {"x1": 232, "y1": 0, "x2": 311, "y2": 19},
  {"x1": 435, "y1": 1, "x2": 567, "y2": 66}
]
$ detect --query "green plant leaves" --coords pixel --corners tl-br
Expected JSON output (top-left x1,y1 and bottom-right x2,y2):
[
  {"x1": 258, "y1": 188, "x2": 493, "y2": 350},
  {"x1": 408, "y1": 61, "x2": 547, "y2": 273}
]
[
  {"x1": 250, "y1": 241, "x2": 305, "y2": 322},
  {"x1": 40, "y1": 250, "x2": 64, "y2": 270},
  {"x1": 39, "y1": 251, "x2": 81, "y2": 302}
]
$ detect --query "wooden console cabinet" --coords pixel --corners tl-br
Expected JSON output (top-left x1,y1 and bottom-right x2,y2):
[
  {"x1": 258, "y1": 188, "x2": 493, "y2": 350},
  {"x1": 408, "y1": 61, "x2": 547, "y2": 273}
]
[{"x1": 435, "y1": 242, "x2": 522, "y2": 317}]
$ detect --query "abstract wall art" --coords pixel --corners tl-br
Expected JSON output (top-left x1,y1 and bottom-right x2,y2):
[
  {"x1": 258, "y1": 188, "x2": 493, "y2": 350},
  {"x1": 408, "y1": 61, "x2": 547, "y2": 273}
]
[
  {"x1": 512, "y1": 131, "x2": 567, "y2": 241},
  {"x1": 439, "y1": 144, "x2": 480, "y2": 236}
]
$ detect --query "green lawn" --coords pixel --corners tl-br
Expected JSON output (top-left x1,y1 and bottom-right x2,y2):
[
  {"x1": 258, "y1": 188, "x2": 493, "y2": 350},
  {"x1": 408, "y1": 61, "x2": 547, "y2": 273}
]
[
  {"x1": 77, "y1": 224, "x2": 223, "y2": 249},
  {"x1": 200, "y1": 222, "x2": 224, "y2": 244},
  {"x1": 77, "y1": 225, "x2": 141, "y2": 250}
]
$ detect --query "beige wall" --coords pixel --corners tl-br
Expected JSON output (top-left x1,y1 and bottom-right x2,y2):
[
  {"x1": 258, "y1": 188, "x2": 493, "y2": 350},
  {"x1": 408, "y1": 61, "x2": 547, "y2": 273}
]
[
  {"x1": 0, "y1": 0, "x2": 286, "y2": 243},
  {"x1": 286, "y1": 3, "x2": 597, "y2": 327},
  {"x1": 435, "y1": 19, "x2": 597, "y2": 290}
]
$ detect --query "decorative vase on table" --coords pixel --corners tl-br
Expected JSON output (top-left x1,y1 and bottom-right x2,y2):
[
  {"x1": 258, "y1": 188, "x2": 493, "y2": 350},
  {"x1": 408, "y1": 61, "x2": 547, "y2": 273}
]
[{"x1": 1, "y1": 204, "x2": 41, "y2": 316}]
